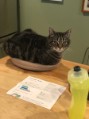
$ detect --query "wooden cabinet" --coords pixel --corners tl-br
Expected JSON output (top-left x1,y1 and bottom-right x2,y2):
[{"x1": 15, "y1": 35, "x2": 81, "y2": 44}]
[
  {"x1": 0, "y1": 0, "x2": 19, "y2": 57},
  {"x1": 0, "y1": 0, "x2": 18, "y2": 38}
]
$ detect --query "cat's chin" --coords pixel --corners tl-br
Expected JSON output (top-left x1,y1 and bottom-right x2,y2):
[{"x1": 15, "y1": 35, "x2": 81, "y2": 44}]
[{"x1": 53, "y1": 48, "x2": 64, "y2": 53}]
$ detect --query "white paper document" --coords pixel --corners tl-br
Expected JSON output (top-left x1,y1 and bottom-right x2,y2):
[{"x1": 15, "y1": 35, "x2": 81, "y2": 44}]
[{"x1": 7, "y1": 76, "x2": 66, "y2": 109}]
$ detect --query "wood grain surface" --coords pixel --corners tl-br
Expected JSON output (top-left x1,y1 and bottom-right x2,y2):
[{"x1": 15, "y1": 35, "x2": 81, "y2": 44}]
[{"x1": 0, "y1": 56, "x2": 89, "y2": 119}]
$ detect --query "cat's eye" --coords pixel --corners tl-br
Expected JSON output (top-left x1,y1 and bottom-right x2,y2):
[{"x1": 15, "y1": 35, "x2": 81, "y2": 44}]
[{"x1": 52, "y1": 41, "x2": 56, "y2": 44}]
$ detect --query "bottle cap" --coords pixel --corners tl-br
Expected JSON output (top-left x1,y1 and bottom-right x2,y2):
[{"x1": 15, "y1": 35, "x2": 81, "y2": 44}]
[{"x1": 74, "y1": 66, "x2": 81, "y2": 72}]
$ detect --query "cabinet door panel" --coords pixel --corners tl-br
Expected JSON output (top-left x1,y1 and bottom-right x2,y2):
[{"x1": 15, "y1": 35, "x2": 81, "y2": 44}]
[{"x1": 0, "y1": 0, "x2": 17, "y2": 37}]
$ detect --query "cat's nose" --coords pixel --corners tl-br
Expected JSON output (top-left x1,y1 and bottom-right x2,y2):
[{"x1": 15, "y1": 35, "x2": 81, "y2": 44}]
[
  {"x1": 58, "y1": 43, "x2": 63, "y2": 48},
  {"x1": 60, "y1": 48, "x2": 64, "y2": 52}
]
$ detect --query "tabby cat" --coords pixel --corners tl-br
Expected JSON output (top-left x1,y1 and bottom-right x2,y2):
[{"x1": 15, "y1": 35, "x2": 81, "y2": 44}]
[{"x1": 3, "y1": 28, "x2": 71, "y2": 65}]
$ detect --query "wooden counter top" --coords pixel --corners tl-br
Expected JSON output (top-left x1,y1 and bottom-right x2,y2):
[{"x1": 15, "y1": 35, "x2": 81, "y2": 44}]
[{"x1": 0, "y1": 56, "x2": 89, "y2": 119}]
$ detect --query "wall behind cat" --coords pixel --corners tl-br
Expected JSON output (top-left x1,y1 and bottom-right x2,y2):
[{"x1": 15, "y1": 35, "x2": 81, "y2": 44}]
[{"x1": 20, "y1": 0, "x2": 89, "y2": 64}]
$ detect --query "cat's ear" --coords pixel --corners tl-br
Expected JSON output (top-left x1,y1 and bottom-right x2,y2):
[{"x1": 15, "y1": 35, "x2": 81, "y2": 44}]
[
  {"x1": 49, "y1": 27, "x2": 55, "y2": 36},
  {"x1": 65, "y1": 29, "x2": 71, "y2": 38}
]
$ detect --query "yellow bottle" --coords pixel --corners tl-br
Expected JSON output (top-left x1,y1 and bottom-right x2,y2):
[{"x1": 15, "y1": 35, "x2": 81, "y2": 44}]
[{"x1": 68, "y1": 66, "x2": 89, "y2": 119}]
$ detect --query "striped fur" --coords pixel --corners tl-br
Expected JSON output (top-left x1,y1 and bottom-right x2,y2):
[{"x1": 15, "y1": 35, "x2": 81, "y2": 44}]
[{"x1": 3, "y1": 28, "x2": 71, "y2": 65}]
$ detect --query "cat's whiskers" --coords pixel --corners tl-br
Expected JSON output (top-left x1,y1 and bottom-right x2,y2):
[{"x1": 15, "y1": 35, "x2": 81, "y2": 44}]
[{"x1": 66, "y1": 47, "x2": 72, "y2": 52}]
